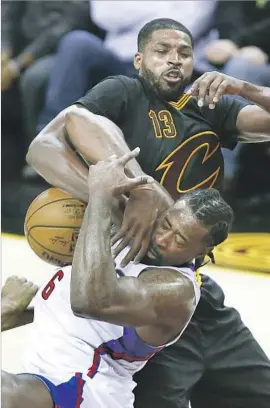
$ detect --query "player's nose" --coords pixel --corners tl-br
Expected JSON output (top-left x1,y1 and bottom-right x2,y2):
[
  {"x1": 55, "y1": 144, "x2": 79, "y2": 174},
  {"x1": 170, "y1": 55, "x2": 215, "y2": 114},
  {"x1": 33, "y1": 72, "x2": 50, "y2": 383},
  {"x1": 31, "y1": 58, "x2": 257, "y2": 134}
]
[
  {"x1": 155, "y1": 231, "x2": 173, "y2": 248},
  {"x1": 168, "y1": 51, "x2": 181, "y2": 66}
]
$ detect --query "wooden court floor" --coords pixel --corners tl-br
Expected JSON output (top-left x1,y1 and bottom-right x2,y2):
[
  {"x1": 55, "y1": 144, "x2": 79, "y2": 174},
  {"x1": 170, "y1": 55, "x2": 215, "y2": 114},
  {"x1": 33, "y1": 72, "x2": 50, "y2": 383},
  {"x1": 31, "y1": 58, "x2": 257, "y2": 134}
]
[{"x1": 1, "y1": 234, "x2": 270, "y2": 374}]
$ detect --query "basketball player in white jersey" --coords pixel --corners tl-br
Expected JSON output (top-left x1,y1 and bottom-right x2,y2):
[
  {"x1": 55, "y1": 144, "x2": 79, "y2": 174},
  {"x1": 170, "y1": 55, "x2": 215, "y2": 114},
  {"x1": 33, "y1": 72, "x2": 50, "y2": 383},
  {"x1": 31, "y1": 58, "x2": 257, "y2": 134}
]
[{"x1": 2, "y1": 148, "x2": 233, "y2": 408}]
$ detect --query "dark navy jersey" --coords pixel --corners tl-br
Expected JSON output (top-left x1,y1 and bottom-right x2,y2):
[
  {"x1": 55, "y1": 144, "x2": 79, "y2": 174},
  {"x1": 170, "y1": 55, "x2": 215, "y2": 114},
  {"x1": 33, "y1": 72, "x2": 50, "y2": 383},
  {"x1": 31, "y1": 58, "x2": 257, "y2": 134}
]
[{"x1": 75, "y1": 75, "x2": 249, "y2": 199}]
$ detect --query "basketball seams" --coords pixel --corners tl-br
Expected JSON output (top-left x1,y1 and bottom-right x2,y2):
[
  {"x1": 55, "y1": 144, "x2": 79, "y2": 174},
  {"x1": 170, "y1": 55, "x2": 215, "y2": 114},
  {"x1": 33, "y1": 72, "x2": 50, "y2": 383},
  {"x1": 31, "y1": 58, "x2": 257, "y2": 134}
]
[
  {"x1": 27, "y1": 231, "x2": 73, "y2": 258},
  {"x1": 25, "y1": 188, "x2": 84, "y2": 266},
  {"x1": 27, "y1": 225, "x2": 80, "y2": 234},
  {"x1": 25, "y1": 198, "x2": 84, "y2": 228}
]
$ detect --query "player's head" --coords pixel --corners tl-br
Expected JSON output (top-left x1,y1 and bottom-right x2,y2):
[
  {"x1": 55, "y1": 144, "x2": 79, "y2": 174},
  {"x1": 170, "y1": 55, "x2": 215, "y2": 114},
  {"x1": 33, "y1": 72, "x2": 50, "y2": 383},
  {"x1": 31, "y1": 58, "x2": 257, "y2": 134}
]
[
  {"x1": 135, "y1": 18, "x2": 194, "y2": 101},
  {"x1": 148, "y1": 188, "x2": 233, "y2": 266}
]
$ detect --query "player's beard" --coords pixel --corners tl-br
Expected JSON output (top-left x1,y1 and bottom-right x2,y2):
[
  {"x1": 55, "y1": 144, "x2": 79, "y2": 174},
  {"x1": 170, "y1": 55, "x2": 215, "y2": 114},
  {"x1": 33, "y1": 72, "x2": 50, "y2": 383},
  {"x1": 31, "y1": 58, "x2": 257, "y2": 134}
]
[{"x1": 141, "y1": 64, "x2": 191, "y2": 101}]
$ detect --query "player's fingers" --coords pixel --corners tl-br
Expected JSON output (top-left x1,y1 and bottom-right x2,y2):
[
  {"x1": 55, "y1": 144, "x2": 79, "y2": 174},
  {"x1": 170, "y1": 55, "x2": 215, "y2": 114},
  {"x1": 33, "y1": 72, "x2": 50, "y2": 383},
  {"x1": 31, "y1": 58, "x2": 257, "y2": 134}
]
[
  {"x1": 111, "y1": 227, "x2": 125, "y2": 246},
  {"x1": 208, "y1": 77, "x2": 223, "y2": 109},
  {"x1": 112, "y1": 229, "x2": 136, "y2": 259},
  {"x1": 113, "y1": 238, "x2": 130, "y2": 260},
  {"x1": 198, "y1": 74, "x2": 214, "y2": 107},
  {"x1": 188, "y1": 73, "x2": 206, "y2": 95},
  {"x1": 114, "y1": 176, "x2": 153, "y2": 196},
  {"x1": 121, "y1": 176, "x2": 154, "y2": 193},
  {"x1": 213, "y1": 80, "x2": 228, "y2": 103},
  {"x1": 133, "y1": 210, "x2": 157, "y2": 264},
  {"x1": 108, "y1": 154, "x2": 118, "y2": 161},
  {"x1": 120, "y1": 236, "x2": 144, "y2": 267},
  {"x1": 118, "y1": 147, "x2": 140, "y2": 166},
  {"x1": 26, "y1": 281, "x2": 39, "y2": 291},
  {"x1": 5, "y1": 275, "x2": 23, "y2": 283},
  {"x1": 133, "y1": 237, "x2": 151, "y2": 265}
]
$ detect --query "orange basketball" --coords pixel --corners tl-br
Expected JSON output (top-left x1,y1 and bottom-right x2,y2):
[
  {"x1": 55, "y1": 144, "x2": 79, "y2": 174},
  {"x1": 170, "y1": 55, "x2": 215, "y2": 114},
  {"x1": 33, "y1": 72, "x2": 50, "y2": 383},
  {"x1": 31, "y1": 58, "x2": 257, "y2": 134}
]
[{"x1": 24, "y1": 188, "x2": 86, "y2": 266}]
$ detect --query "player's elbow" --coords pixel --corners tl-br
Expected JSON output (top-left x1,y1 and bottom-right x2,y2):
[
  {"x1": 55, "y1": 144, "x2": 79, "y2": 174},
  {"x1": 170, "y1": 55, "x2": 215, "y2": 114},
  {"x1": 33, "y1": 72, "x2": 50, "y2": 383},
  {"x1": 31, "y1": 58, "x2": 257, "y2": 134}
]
[
  {"x1": 26, "y1": 136, "x2": 44, "y2": 168},
  {"x1": 71, "y1": 301, "x2": 102, "y2": 320},
  {"x1": 27, "y1": 107, "x2": 73, "y2": 169},
  {"x1": 70, "y1": 292, "x2": 100, "y2": 319},
  {"x1": 70, "y1": 292, "x2": 114, "y2": 320},
  {"x1": 65, "y1": 105, "x2": 97, "y2": 148}
]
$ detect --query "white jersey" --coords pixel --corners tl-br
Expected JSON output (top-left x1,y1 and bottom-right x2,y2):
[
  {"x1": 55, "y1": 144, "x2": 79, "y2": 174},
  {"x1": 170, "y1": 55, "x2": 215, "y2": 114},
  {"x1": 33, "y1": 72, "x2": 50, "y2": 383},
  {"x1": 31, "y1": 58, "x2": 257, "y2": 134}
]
[{"x1": 21, "y1": 248, "x2": 200, "y2": 408}]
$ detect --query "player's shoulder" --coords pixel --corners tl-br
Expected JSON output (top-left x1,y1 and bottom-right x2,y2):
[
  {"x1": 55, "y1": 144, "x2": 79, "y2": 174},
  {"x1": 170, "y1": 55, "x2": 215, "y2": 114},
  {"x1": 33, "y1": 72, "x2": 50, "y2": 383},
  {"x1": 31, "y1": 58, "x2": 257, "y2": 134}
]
[
  {"x1": 139, "y1": 264, "x2": 195, "y2": 284},
  {"x1": 180, "y1": 94, "x2": 246, "y2": 113},
  {"x1": 101, "y1": 75, "x2": 143, "y2": 93},
  {"x1": 175, "y1": 93, "x2": 245, "y2": 122}
]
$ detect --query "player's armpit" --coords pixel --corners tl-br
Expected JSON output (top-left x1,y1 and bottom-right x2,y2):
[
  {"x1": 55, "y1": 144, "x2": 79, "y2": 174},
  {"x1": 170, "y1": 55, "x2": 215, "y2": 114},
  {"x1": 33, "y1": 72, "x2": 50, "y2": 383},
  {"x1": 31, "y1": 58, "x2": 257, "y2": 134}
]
[
  {"x1": 236, "y1": 105, "x2": 270, "y2": 142},
  {"x1": 73, "y1": 268, "x2": 196, "y2": 343}
]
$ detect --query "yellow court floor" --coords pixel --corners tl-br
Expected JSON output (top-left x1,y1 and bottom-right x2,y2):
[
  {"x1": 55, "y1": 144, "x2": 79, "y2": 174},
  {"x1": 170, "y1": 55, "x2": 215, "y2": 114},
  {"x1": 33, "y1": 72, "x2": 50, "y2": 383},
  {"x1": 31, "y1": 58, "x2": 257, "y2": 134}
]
[{"x1": 1, "y1": 234, "x2": 270, "y2": 374}]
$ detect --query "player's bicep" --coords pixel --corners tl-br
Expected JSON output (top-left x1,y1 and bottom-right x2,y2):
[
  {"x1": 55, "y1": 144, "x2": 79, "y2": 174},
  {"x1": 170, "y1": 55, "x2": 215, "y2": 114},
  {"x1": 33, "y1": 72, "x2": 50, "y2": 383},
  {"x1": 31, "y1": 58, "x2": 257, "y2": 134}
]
[
  {"x1": 236, "y1": 105, "x2": 270, "y2": 141},
  {"x1": 88, "y1": 269, "x2": 196, "y2": 328},
  {"x1": 74, "y1": 78, "x2": 129, "y2": 125}
]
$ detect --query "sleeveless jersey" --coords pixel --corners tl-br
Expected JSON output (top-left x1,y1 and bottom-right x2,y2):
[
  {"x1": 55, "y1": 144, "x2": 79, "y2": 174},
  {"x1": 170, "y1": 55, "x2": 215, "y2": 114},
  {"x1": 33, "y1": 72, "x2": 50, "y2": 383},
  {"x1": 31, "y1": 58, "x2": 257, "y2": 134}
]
[
  {"x1": 22, "y1": 248, "x2": 200, "y2": 382},
  {"x1": 75, "y1": 75, "x2": 249, "y2": 200}
]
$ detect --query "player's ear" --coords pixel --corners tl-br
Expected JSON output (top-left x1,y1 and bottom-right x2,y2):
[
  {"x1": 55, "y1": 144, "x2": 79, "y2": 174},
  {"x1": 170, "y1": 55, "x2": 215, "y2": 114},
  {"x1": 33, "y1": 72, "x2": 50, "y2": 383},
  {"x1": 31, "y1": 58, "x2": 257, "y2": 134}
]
[{"x1": 134, "y1": 52, "x2": 142, "y2": 70}]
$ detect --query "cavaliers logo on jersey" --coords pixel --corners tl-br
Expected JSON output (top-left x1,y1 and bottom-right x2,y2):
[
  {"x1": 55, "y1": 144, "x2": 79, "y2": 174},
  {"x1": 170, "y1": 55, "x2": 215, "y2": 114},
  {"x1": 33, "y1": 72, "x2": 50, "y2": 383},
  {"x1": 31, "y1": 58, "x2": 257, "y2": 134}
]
[{"x1": 155, "y1": 131, "x2": 223, "y2": 199}]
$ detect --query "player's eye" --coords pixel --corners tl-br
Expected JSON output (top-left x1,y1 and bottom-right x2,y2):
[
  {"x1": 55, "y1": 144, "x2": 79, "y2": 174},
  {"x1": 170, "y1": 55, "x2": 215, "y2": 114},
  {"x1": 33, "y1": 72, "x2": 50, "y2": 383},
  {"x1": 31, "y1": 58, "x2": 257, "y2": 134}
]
[
  {"x1": 156, "y1": 49, "x2": 167, "y2": 54},
  {"x1": 175, "y1": 236, "x2": 183, "y2": 246},
  {"x1": 180, "y1": 53, "x2": 190, "y2": 59},
  {"x1": 161, "y1": 221, "x2": 170, "y2": 230}
]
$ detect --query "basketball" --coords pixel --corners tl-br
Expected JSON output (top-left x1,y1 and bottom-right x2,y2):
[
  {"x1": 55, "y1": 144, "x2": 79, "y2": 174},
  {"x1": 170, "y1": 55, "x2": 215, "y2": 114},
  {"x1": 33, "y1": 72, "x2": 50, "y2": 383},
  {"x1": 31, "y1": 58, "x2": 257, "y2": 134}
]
[{"x1": 24, "y1": 188, "x2": 86, "y2": 267}]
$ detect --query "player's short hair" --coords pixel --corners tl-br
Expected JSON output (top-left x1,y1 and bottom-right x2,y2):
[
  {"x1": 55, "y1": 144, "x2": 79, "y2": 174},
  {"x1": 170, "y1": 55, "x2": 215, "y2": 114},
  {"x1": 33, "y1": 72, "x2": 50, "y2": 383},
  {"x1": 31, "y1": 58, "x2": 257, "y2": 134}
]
[
  {"x1": 137, "y1": 18, "x2": 194, "y2": 52},
  {"x1": 176, "y1": 188, "x2": 234, "y2": 247}
]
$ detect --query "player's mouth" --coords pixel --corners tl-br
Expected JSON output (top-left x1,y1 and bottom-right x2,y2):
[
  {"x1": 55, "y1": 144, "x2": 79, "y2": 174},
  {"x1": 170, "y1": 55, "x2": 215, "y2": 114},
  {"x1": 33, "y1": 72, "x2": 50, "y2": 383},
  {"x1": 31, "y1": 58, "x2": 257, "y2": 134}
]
[
  {"x1": 163, "y1": 69, "x2": 183, "y2": 84},
  {"x1": 148, "y1": 243, "x2": 163, "y2": 262}
]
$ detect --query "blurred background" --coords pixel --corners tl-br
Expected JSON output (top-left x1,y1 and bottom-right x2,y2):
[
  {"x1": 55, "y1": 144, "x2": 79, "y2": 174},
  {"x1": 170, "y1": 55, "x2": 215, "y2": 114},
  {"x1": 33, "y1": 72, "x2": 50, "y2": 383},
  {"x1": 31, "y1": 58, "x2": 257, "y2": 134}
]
[{"x1": 1, "y1": 0, "x2": 270, "y2": 271}]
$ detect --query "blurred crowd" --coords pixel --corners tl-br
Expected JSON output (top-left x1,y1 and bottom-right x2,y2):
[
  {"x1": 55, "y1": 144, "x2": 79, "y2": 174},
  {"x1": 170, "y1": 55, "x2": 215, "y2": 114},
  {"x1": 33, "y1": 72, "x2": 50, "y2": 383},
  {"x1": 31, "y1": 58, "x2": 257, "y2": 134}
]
[{"x1": 2, "y1": 0, "x2": 270, "y2": 204}]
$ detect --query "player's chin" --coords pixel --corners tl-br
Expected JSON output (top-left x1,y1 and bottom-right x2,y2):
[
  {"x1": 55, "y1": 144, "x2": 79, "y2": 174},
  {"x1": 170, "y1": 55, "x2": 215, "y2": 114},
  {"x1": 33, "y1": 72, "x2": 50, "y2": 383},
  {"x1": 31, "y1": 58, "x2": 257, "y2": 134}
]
[
  {"x1": 159, "y1": 83, "x2": 184, "y2": 101},
  {"x1": 159, "y1": 77, "x2": 184, "y2": 94}
]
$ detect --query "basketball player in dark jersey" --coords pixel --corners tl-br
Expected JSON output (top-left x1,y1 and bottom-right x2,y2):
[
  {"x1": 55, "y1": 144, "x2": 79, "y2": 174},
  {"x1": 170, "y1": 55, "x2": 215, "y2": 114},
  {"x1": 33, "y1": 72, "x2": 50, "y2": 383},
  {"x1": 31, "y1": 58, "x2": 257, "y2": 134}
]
[{"x1": 26, "y1": 18, "x2": 270, "y2": 408}]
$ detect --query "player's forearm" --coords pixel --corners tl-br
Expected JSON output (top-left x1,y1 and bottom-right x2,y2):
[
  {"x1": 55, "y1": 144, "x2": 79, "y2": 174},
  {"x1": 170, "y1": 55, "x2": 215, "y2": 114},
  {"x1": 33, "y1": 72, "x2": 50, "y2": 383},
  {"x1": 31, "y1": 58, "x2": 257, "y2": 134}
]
[
  {"x1": 70, "y1": 189, "x2": 117, "y2": 318},
  {"x1": 26, "y1": 111, "x2": 90, "y2": 203},
  {"x1": 241, "y1": 82, "x2": 270, "y2": 115},
  {"x1": 237, "y1": 83, "x2": 270, "y2": 142},
  {"x1": 65, "y1": 106, "x2": 145, "y2": 178},
  {"x1": 1, "y1": 306, "x2": 34, "y2": 331},
  {"x1": 65, "y1": 106, "x2": 174, "y2": 209}
]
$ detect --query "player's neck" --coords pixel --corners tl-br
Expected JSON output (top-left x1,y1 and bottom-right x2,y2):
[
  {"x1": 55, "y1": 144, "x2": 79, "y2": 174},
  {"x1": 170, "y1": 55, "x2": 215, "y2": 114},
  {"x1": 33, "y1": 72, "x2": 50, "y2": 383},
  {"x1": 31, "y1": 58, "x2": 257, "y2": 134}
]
[{"x1": 137, "y1": 75, "x2": 185, "y2": 103}]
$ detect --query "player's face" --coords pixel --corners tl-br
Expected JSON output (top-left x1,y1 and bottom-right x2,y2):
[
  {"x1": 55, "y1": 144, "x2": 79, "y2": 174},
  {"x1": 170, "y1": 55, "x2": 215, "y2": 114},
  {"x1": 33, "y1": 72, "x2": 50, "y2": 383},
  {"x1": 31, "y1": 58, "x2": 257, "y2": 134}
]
[
  {"x1": 134, "y1": 29, "x2": 193, "y2": 101},
  {"x1": 148, "y1": 201, "x2": 211, "y2": 266}
]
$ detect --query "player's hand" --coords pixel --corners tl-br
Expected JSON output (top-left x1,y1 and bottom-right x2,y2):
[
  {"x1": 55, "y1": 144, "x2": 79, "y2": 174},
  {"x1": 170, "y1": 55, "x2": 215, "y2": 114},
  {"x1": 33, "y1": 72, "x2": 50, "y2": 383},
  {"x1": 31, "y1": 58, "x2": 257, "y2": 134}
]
[
  {"x1": 188, "y1": 71, "x2": 245, "y2": 109},
  {"x1": 1, "y1": 276, "x2": 38, "y2": 312},
  {"x1": 88, "y1": 147, "x2": 154, "y2": 196},
  {"x1": 111, "y1": 183, "x2": 172, "y2": 267},
  {"x1": 111, "y1": 187, "x2": 158, "y2": 266}
]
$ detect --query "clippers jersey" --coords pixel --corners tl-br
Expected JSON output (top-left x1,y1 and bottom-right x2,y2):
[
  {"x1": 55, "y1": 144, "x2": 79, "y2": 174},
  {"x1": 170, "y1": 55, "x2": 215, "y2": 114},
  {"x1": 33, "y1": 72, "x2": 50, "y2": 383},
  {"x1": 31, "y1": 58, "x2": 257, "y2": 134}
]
[
  {"x1": 21, "y1": 248, "x2": 200, "y2": 408},
  {"x1": 75, "y1": 75, "x2": 249, "y2": 200}
]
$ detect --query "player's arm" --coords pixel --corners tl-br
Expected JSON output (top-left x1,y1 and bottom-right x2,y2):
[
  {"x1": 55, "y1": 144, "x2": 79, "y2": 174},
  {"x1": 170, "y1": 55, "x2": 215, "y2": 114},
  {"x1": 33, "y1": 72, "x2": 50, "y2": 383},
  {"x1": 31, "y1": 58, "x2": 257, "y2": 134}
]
[
  {"x1": 70, "y1": 150, "x2": 195, "y2": 333},
  {"x1": 189, "y1": 72, "x2": 270, "y2": 142},
  {"x1": 26, "y1": 78, "x2": 144, "y2": 192},
  {"x1": 26, "y1": 107, "x2": 90, "y2": 203},
  {"x1": 27, "y1": 78, "x2": 174, "y2": 266},
  {"x1": 1, "y1": 308, "x2": 34, "y2": 332},
  {"x1": 236, "y1": 83, "x2": 270, "y2": 142},
  {"x1": 26, "y1": 77, "x2": 171, "y2": 197},
  {"x1": 1, "y1": 277, "x2": 38, "y2": 331}
]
